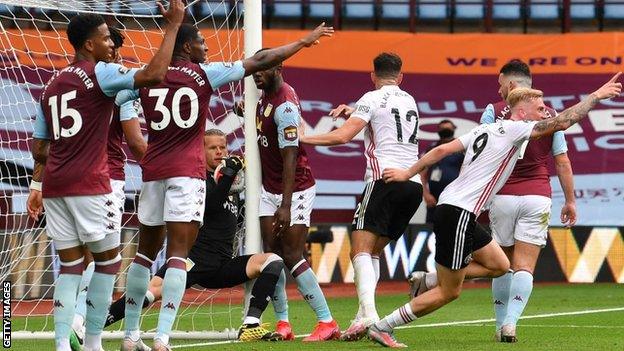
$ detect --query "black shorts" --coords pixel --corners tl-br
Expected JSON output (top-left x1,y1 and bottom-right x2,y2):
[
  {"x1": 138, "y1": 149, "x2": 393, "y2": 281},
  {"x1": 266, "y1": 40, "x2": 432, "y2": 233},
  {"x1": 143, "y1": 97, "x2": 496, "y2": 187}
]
[
  {"x1": 155, "y1": 255, "x2": 252, "y2": 289},
  {"x1": 433, "y1": 204, "x2": 484, "y2": 270},
  {"x1": 473, "y1": 222, "x2": 493, "y2": 252},
  {"x1": 351, "y1": 180, "x2": 423, "y2": 240}
]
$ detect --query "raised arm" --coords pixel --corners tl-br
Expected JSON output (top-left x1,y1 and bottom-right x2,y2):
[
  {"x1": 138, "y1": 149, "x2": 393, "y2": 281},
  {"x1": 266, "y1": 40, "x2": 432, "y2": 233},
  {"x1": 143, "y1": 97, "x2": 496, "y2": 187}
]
[
  {"x1": 242, "y1": 23, "x2": 333, "y2": 76},
  {"x1": 530, "y1": 72, "x2": 622, "y2": 139},
  {"x1": 383, "y1": 139, "x2": 465, "y2": 182},
  {"x1": 132, "y1": 0, "x2": 184, "y2": 88},
  {"x1": 300, "y1": 117, "x2": 367, "y2": 146}
]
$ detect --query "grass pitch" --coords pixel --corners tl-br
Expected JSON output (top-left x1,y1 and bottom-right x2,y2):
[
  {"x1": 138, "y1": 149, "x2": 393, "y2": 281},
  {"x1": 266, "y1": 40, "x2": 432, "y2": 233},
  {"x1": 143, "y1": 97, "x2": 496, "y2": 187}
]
[{"x1": 11, "y1": 283, "x2": 624, "y2": 350}]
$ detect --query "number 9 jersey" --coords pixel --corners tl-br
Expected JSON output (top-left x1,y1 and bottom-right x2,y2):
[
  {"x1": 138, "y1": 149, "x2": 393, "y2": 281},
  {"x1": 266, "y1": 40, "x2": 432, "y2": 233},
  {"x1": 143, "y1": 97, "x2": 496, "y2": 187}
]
[
  {"x1": 438, "y1": 119, "x2": 537, "y2": 215},
  {"x1": 350, "y1": 85, "x2": 421, "y2": 184}
]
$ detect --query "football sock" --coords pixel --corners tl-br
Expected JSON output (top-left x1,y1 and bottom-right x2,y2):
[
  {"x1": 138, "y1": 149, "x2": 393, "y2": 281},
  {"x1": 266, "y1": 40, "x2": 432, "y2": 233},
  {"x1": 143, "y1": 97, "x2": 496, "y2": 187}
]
[
  {"x1": 105, "y1": 292, "x2": 153, "y2": 327},
  {"x1": 271, "y1": 268, "x2": 289, "y2": 322},
  {"x1": 155, "y1": 257, "x2": 187, "y2": 345},
  {"x1": 492, "y1": 270, "x2": 513, "y2": 330},
  {"x1": 84, "y1": 255, "x2": 121, "y2": 350},
  {"x1": 72, "y1": 261, "x2": 95, "y2": 331},
  {"x1": 375, "y1": 303, "x2": 417, "y2": 333},
  {"x1": 356, "y1": 255, "x2": 380, "y2": 321},
  {"x1": 353, "y1": 253, "x2": 379, "y2": 320},
  {"x1": 503, "y1": 270, "x2": 533, "y2": 327},
  {"x1": 247, "y1": 255, "x2": 282, "y2": 321},
  {"x1": 54, "y1": 258, "x2": 83, "y2": 351},
  {"x1": 124, "y1": 254, "x2": 153, "y2": 337},
  {"x1": 291, "y1": 259, "x2": 333, "y2": 323}
]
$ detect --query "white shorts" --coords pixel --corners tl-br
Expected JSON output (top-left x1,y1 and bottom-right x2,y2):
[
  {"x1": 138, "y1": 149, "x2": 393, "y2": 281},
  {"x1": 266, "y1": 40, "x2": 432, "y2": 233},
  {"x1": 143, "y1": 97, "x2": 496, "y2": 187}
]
[
  {"x1": 489, "y1": 194, "x2": 552, "y2": 247},
  {"x1": 43, "y1": 186, "x2": 122, "y2": 251},
  {"x1": 259, "y1": 186, "x2": 315, "y2": 227},
  {"x1": 138, "y1": 177, "x2": 206, "y2": 226},
  {"x1": 111, "y1": 179, "x2": 126, "y2": 220}
]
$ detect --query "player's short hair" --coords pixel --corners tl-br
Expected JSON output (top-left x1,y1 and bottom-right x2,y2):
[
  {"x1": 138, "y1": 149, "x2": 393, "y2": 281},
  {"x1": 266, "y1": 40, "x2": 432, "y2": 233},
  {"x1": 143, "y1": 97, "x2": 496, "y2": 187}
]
[
  {"x1": 67, "y1": 14, "x2": 107, "y2": 51},
  {"x1": 373, "y1": 52, "x2": 402, "y2": 79},
  {"x1": 439, "y1": 119, "x2": 456, "y2": 128},
  {"x1": 500, "y1": 59, "x2": 532, "y2": 87},
  {"x1": 174, "y1": 23, "x2": 200, "y2": 54},
  {"x1": 506, "y1": 87, "x2": 543, "y2": 108},
  {"x1": 109, "y1": 27, "x2": 125, "y2": 49},
  {"x1": 205, "y1": 129, "x2": 225, "y2": 137}
]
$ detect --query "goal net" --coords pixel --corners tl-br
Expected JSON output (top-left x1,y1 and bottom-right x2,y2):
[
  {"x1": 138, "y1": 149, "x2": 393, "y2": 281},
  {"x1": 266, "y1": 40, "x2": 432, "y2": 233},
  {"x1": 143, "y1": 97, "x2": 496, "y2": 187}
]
[{"x1": 0, "y1": 0, "x2": 254, "y2": 341}]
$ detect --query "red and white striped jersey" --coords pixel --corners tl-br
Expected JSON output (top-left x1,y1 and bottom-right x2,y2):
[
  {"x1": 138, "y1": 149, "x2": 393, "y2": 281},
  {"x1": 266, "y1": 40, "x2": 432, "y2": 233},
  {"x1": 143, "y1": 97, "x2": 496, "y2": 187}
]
[
  {"x1": 438, "y1": 119, "x2": 537, "y2": 215},
  {"x1": 351, "y1": 85, "x2": 421, "y2": 184}
]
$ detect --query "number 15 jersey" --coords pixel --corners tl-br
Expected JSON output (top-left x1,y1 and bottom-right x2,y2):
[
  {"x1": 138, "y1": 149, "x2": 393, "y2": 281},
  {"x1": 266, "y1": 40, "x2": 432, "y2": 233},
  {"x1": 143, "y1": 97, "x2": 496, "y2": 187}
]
[
  {"x1": 438, "y1": 119, "x2": 537, "y2": 215},
  {"x1": 351, "y1": 85, "x2": 421, "y2": 183}
]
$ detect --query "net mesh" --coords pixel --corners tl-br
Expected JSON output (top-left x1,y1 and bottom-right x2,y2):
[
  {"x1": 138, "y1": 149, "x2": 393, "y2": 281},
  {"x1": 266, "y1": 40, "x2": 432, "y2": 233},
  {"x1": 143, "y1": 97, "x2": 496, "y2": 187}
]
[{"x1": 0, "y1": 0, "x2": 247, "y2": 339}]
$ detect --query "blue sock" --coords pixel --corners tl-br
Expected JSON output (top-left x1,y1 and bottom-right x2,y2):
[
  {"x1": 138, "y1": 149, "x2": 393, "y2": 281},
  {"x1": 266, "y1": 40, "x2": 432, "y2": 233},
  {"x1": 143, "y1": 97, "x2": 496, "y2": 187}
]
[
  {"x1": 291, "y1": 259, "x2": 332, "y2": 323},
  {"x1": 53, "y1": 272, "x2": 82, "y2": 349},
  {"x1": 271, "y1": 268, "x2": 289, "y2": 321},
  {"x1": 155, "y1": 259, "x2": 187, "y2": 345},
  {"x1": 84, "y1": 268, "x2": 117, "y2": 349},
  {"x1": 75, "y1": 262, "x2": 95, "y2": 322},
  {"x1": 492, "y1": 270, "x2": 513, "y2": 330},
  {"x1": 124, "y1": 258, "x2": 152, "y2": 337},
  {"x1": 502, "y1": 271, "x2": 534, "y2": 327}
]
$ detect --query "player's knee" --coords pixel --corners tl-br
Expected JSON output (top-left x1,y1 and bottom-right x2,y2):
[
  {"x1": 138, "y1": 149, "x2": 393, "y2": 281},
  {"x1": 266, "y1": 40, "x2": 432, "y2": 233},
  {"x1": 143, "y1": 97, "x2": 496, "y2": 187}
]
[
  {"x1": 260, "y1": 253, "x2": 283, "y2": 277},
  {"x1": 281, "y1": 252, "x2": 303, "y2": 269},
  {"x1": 94, "y1": 254, "x2": 122, "y2": 275},
  {"x1": 440, "y1": 285, "x2": 462, "y2": 302}
]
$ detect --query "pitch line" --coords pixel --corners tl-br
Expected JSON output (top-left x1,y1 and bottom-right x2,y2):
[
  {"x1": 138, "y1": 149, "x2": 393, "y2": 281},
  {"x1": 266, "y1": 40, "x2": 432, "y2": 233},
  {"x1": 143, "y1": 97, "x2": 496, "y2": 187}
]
[{"x1": 172, "y1": 306, "x2": 624, "y2": 348}]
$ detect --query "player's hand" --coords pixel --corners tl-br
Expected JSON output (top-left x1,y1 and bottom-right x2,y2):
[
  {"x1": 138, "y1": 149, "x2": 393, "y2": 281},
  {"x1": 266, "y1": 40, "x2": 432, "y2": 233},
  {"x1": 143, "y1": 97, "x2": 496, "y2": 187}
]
[
  {"x1": 329, "y1": 104, "x2": 354, "y2": 121},
  {"x1": 27, "y1": 189, "x2": 43, "y2": 221},
  {"x1": 382, "y1": 168, "x2": 410, "y2": 183},
  {"x1": 158, "y1": 0, "x2": 185, "y2": 25},
  {"x1": 224, "y1": 155, "x2": 244, "y2": 173},
  {"x1": 424, "y1": 192, "x2": 437, "y2": 207},
  {"x1": 301, "y1": 22, "x2": 334, "y2": 47},
  {"x1": 560, "y1": 202, "x2": 577, "y2": 227},
  {"x1": 272, "y1": 206, "x2": 291, "y2": 236},
  {"x1": 233, "y1": 100, "x2": 245, "y2": 117},
  {"x1": 593, "y1": 72, "x2": 622, "y2": 100}
]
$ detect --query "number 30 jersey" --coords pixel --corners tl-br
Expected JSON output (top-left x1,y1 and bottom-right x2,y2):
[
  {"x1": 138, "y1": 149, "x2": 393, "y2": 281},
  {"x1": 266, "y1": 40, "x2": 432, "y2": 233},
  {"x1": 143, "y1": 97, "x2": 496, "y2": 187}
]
[{"x1": 438, "y1": 119, "x2": 537, "y2": 215}]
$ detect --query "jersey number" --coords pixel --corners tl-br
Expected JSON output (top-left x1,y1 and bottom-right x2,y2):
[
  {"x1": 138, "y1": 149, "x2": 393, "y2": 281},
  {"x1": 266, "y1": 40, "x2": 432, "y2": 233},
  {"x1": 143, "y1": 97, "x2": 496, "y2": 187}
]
[
  {"x1": 48, "y1": 90, "x2": 81, "y2": 140},
  {"x1": 149, "y1": 88, "x2": 199, "y2": 130},
  {"x1": 471, "y1": 133, "x2": 488, "y2": 163},
  {"x1": 391, "y1": 108, "x2": 418, "y2": 144}
]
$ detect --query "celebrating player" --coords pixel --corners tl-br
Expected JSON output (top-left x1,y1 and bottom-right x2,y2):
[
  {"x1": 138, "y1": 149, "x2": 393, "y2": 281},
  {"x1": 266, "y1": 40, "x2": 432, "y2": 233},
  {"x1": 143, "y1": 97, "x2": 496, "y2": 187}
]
[
  {"x1": 26, "y1": 2, "x2": 185, "y2": 350},
  {"x1": 68, "y1": 26, "x2": 148, "y2": 351},
  {"x1": 373, "y1": 73, "x2": 621, "y2": 348},
  {"x1": 301, "y1": 53, "x2": 423, "y2": 341},
  {"x1": 240, "y1": 49, "x2": 339, "y2": 342},
  {"x1": 116, "y1": 23, "x2": 333, "y2": 350},
  {"x1": 102, "y1": 130, "x2": 284, "y2": 343}
]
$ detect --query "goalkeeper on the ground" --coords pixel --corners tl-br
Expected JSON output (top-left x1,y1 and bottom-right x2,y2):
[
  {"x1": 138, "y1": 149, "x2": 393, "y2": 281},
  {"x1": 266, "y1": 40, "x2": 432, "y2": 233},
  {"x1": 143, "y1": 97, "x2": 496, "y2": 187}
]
[{"x1": 101, "y1": 129, "x2": 285, "y2": 343}]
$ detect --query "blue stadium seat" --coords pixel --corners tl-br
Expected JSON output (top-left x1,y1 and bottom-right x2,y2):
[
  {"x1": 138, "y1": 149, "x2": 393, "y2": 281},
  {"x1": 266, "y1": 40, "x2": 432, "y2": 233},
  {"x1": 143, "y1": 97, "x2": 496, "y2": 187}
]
[
  {"x1": 604, "y1": 1, "x2": 624, "y2": 19},
  {"x1": 0, "y1": 5, "x2": 14, "y2": 15},
  {"x1": 529, "y1": 0, "x2": 559, "y2": 19},
  {"x1": 273, "y1": 1, "x2": 302, "y2": 18},
  {"x1": 125, "y1": 0, "x2": 158, "y2": 16},
  {"x1": 382, "y1": 0, "x2": 411, "y2": 19},
  {"x1": 570, "y1": 0, "x2": 595, "y2": 19},
  {"x1": 455, "y1": 0, "x2": 484, "y2": 19},
  {"x1": 493, "y1": 0, "x2": 522, "y2": 19},
  {"x1": 309, "y1": 2, "x2": 334, "y2": 19},
  {"x1": 344, "y1": 1, "x2": 375, "y2": 19},
  {"x1": 419, "y1": 0, "x2": 448, "y2": 19}
]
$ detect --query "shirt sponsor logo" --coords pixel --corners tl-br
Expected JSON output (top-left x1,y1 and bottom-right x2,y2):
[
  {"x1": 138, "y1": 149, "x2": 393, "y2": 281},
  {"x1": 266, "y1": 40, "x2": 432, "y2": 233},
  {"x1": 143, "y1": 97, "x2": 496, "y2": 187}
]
[
  {"x1": 356, "y1": 104, "x2": 370, "y2": 113},
  {"x1": 284, "y1": 126, "x2": 298, "y2": 141},
  {"x1": 264, "y1": 103, "x2": 273, "y2": 117}
]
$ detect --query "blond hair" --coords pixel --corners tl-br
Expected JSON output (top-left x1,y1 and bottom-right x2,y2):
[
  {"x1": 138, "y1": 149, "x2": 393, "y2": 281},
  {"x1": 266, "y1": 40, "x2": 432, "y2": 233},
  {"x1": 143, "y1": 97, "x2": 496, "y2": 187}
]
[{"x1": 506, "y1": 87, "x2": 544, "y2": 108}]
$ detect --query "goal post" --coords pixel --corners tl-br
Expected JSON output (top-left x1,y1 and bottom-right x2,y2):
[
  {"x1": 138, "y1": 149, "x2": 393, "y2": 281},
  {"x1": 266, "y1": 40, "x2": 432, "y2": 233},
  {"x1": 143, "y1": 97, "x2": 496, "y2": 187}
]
[{"x1": 0, "y1": 0, "x2": 262, "y2": 341}]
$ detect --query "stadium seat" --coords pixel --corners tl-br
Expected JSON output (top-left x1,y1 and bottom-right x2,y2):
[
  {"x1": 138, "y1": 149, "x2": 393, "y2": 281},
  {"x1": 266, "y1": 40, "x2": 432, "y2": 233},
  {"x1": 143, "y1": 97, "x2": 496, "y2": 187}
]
[
  {"x1": 382, "y1": 0, "x2": 411, "y2": 19},
  {"x1": 273, "y1": 1, "x2": 303, "y2": 18},
  {"x1": 0, "y1": 4, "x2": 13, "y2": 14},
  {"x1": 419, "y1": 0, "x2": 448, "y2": 19},
  {"x1": 529, "y1": 0, "x2": 560, "y2": 19},
  {"x1": 493, "y1": 0, "x2": 522, "y2": 19},
  {"x1": 344, "y1": 0, "x2": 375, "y2": 19},
  {"x1": 125, "y1": 0, "x2": 158, "y2": 16},
  {"x1": 570, "y1": 0, "x2": 595, "y2": 19},
  {"x1": 604, "y1": 1, "x2": 624, "y2": 19},
  {"x1": 309, "y1": 1, "x2": 334, "y2": 19},
  {"x1": 455, "y1": 0, "x2": 484, "y2": 19},
  {"x1": 200, "y1": 1, "x2": 231, "y2": 18}
]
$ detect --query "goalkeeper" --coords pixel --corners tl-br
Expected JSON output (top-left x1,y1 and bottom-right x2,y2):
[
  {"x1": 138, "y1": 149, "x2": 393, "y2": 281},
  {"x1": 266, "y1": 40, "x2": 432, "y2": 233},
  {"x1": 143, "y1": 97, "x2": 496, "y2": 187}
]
[{"x1": 103, "y1": 129, "x2": 285, "y2": 342}]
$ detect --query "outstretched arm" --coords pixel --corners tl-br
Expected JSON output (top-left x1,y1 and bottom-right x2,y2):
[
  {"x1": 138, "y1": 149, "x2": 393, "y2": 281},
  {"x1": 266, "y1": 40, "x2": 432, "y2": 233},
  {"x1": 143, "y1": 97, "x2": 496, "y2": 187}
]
[
  {"x1": 242, "y1": 23, "x2": 334, "y2": 76},
  {"x1": 300, "y1": 117, "x2": 367, "y2": 146},
  {"x1": 383, "y1": 139, "x2": 465, "y2": 182},
  {"x1": 531, "y1": 72, "x2": 622, "y2": 139}
]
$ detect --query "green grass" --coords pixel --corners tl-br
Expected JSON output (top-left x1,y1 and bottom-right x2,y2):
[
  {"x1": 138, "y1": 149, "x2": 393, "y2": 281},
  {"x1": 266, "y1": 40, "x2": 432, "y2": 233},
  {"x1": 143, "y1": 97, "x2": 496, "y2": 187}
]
[{"x1": 10, "y1": 284, "x2": 624, "y2": 350}]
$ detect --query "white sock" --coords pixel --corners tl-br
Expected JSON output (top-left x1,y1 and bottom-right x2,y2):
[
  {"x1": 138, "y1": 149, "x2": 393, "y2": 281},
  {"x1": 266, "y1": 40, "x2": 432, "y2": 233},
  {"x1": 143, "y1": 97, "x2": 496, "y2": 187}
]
[
  {"x1": 55, "y1": 338, "x2": 70, "y2": 351},
  {"x1": 243, "y1": 316, "x2": 260, "y2": 325},
  {"x1": 355, "y1": 255, "x2": 380, "y2": 321},
  {"x1": 155, "y1": 334, "x2": 169, "y2": 346},
  {"x1": 425, "y1": 272, "x2": 438, "y2": 289},
  {"x1": 145, "y1": 290, "x2": 156, "y2": 304},
  {"x1": 125, "y1": 329, "x2": 140, "y2": 341},
  {"x1": 376, "y1": 303, "x2": 417, "y2": 332},
  {"x1": 353, "y1": 253, "x2": 379, "y2": 320},
  {"x1": 84, "y1": 333, "x2": 102, "y2": 350},
  {"x1": 71, "y1": 314, "x2": 84, "y2": 332}
]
